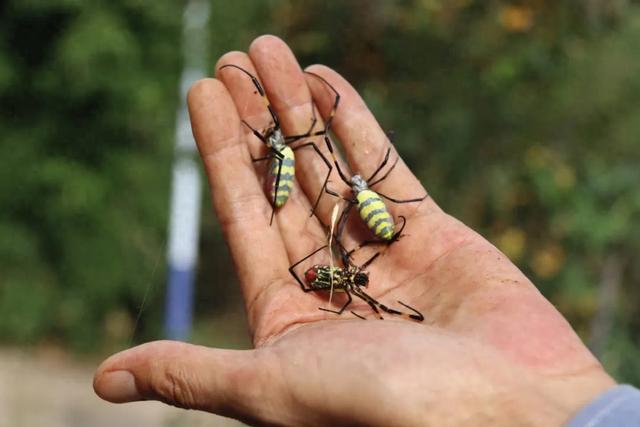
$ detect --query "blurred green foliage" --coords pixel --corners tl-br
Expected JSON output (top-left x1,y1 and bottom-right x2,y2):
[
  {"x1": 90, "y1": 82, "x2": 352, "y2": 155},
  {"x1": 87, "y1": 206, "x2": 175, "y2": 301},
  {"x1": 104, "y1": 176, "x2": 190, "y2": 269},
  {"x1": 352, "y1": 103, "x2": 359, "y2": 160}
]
[
  {"x1": 0, "y1": 0, "x2": 638, "y2": 385},
  {"x1": 0, "y1": 1, "x2": 181, "y2": 351}
]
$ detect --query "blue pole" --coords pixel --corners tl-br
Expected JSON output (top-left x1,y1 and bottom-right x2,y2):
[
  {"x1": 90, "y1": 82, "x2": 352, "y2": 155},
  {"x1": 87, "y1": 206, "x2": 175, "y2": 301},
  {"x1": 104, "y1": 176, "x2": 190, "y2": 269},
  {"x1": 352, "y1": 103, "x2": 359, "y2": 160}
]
[{"x1": 165, "y1": 0, "x2": 210, "y2": 341}]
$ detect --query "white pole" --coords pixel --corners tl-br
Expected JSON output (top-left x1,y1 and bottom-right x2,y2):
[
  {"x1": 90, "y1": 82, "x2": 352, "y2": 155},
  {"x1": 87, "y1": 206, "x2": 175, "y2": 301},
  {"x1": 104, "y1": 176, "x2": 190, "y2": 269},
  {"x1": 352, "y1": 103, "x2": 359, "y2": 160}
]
[{"x1": 165, "y1": 0, "x2": 210, "y2": 340}]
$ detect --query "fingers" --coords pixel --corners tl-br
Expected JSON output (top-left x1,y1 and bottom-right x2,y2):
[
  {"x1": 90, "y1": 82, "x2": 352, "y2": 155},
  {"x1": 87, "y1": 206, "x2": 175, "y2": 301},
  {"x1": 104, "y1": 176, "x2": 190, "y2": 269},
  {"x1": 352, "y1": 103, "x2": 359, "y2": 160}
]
[
  {"x1": 214, "y1": 52, "x2": 273, "y2": 160},
  {"x1": 93, "y1": 341, "x2": 273, "y2": 424},
  {"x1": 215, "y1": 48, "x2": 328, "y2": 264},
  {"x1": 248, "y1": 35, "x2": 349, "y2": 228},
  {"x1": 305, "y1": 65, "x2": 440, "y2": 216},
  {"x1": 187, "y1": 78, "x2": 291, "y2": 326}
]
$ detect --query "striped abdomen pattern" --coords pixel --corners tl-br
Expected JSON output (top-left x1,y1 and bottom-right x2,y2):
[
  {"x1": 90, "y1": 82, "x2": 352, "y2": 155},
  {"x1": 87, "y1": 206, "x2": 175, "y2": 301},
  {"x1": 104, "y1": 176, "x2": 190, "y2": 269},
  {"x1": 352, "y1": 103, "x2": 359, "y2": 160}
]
[
  {"x1": 305, "y1": 265, "x2": 346, "y2": 291},
  {"x1": 356, "y1": 190, "x2": 395, "y2": 240},
  {"x1": 269, "y1": 146, "x2": 295, "y2": 207}
]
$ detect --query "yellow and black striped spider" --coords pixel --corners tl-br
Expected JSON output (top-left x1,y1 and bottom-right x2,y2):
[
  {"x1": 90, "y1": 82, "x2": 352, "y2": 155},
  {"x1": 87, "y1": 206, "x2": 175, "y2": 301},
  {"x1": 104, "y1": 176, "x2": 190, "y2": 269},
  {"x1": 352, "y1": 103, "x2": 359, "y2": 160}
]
[
  {"x1": 319, "y1": 133, "x2": 428, "y2": 253},
  {"x1": 288, "y1": 218, "x2": 423, "y2": 321},
  {"x1": 304, "y1": 72, "x2": 428, "y2": 246},
  {"x1": 218, "y1": 64, "x2": 339, "y2": 224}
]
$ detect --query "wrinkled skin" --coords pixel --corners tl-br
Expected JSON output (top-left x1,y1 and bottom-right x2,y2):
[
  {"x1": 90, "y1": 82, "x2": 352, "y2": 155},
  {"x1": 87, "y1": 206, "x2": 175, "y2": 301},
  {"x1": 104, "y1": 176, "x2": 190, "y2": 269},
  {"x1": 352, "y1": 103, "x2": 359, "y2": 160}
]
[{"x1": 94, "y1": 36, "x2": 615, "y2": 427}]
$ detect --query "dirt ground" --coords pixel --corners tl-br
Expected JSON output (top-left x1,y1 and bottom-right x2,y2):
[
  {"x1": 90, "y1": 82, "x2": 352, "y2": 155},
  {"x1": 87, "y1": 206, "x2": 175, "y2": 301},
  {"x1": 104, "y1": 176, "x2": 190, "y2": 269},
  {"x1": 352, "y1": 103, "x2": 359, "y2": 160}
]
[{"x1": 0, "y1": 347, "x2": 244, "y2": 427}]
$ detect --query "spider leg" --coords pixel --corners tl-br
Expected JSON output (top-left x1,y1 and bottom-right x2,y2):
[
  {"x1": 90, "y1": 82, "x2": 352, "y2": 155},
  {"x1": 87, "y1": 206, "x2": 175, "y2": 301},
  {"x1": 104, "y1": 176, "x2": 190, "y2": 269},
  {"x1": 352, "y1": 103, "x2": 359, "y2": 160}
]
[
  {"x1": 288, "y1": 245, "x2": 329, "y2": 292},
  {"x1": 240, "y1": 120, "x2": 271, "y2": 147},
  {"x1": 304, "y1": 71, "x2": 341, "y2": 134},
  {"x1": 284, "y1": 71, "x2": 342, "y2": 144},
  {"x1": 358, "y1": 251, "x2": 381, "y2": 270},
  {"x1": 346, "y1": 215, "x2": 408, "y2": 257},
  {"x1": 219, "y1": 64, "x2": 280, "y2": 129},
  {"x1": 323, "y1": 136, "x2": 352, "y2": 186},
  {"x1": 351, "y1": 288, "x2": 384, "y2": 320},
  {"x1": 368, "y1": 155, "x2": 400, "y2": 188},
  {"x1": 325, "y1": 187, "x2": 355, "y2": 203},
  {"x1": 252, "y1": 147, "x2": 284, "y2": 163},
  {"x1": 366, "y1": 147, "x2": 392, "y2": 183},
  {"x1": 283, "y1": 110, "x2": 318, "y2": 142},
  {"x1": 350, "y1": 310, "x2": 366, "y2": 320},
  {"x1": 376, "y1": 191, "x2": 429, "y2": 204},
  {"x1": 397, "y1": 301, "x2": 425, "y2": 322},
  {"x1": 270, "y1": 155, "x2": 284, "y2": 225},
  {"x1": 319, "y1": 289, "x2": 353, "y2": 315},
  {"x1": 291, "y1": 142, "x2": 333, "y2": 217},
  {"x1": 252, "y1": 155, "x2": 273, "y2": 163},
  {"x1": 354, "y1": 287, "x2": 424, "y2": 322},
  {"x1": 333, "y1": 203, "x2": 355, "y2": 266}
]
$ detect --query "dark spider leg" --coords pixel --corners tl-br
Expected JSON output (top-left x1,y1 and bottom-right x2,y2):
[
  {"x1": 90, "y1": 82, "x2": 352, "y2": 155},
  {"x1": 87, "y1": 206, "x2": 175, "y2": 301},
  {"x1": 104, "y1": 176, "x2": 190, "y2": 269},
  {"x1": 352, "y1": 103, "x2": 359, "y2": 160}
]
[
  {"x1": 397, "y1": 301, "x2": 425, "y2": 322},
  {"x1": 323, "y1": 136, "x2": 352, "y2": 186},
  {"x1": 252, "y1": 146, "x2": 284, "y2": 163},
  {"x1": 345, "y1": 216, "x2": 408, "y2": 257},
  {"x1": 251, "y1": 148, "x2": 283, "y2": 225},
  {"x1": 325, "y1": 187, "x2": 356, "y2": 204},
  {"x1": 377, "y1": 191, "x2": 429, "y2": 204},
  {"x1": 252, "y1": 155, "x2": 273, "y2": 163},
  {"x1": 333, "y1": 203, "x2": 354, "y2": 267},
  {"x1": 241, "y1": 119, "x2": 285, "y2": 167},
  {"x1": 303, "y1": 71, "x2": 341, "y2": 134},
  {"x1": 368, "y1": 156, "x2": 400, "y2": 188},
  {"x1": 219, "y1": 64, "x2": 280, "y2": 129},
  {"x1": 241, "y1": 119, "x2": 270, "y2": 147},
  {"x1": 366, "y1": 147, "x2": 392, "y2": 183},
  {"x1": 350, "y1": 311, "x2": 367, "y2": 320},
  {"x1": 328, "y1": 200, "x2": 356, "y2": 266},
  {"x1": 283, "y1": 106, "x2": 318, "y2": 143},
  {"x1": 353, "y1": 287, "x2": 424, "y2": 322},
  {"x1": 291, "y1": 142, "x2": 333, "y2": 217},
  {"x1": 288, "y1": 245, "x2": 329, "y2": 292},
  {"x1": 284, "y1": 71, "x2": 341, "y2": 144},
  {"x1": 359, "y1": 251, "x2": 382, "y2": 270},
  {"x1": 285, "y1": 125, "x2": 341, "y2": 142},
  {"x1": 350, "y1": 288, "x2": 384, "y2": 320},
  {"x1": 270, "y1": 154, "x2": 284, "y2": 225},
  {"x1": 335, "y1": 202, "x2": 355, "y2": 245},
  {"x1": 318, "y1": 289, "x2": 353, "y2": 316}
]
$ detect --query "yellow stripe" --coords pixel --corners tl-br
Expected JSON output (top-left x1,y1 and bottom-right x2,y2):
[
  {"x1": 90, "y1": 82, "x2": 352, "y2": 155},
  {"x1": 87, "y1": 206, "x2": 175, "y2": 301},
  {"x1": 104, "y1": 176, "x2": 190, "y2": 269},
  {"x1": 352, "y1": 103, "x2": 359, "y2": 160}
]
[
  {"x1": 365, "y1": 211, "x2": 389, "y2": 229},
  {"x1": 356, "y1": 190, "x2": 395, "y2": 238},
  {"x1": 358, "y1": 197, "x2": 386, "y2": 218},
  {"x1": 281, "y1": 147, "x2": 294, "y2": 160},
  {"x1": 270, "y1": 160, "x2": 295, "y2": 171},
  {"x1": 374, "y1": 221, "x2": 394, "y2": 240},
  {"x1": 272, "y1": 186, "x2": 291, "y2": 195},
  {"x1": 279, "y1": 165, "x2": 296, "y2": 175}
]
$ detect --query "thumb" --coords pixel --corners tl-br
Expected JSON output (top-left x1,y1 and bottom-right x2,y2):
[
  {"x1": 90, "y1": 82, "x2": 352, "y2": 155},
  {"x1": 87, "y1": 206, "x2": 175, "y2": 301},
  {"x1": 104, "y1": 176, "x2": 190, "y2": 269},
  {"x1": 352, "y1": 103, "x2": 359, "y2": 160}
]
[{"x1": 93, "y1": 340, "x2": 270, "y2": 421}]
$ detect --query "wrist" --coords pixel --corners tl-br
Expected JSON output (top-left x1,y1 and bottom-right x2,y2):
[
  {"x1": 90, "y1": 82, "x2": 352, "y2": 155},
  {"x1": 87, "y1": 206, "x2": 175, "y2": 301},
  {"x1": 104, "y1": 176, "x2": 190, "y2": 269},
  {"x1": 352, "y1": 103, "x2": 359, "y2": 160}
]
[{"x1": 507, "y1": 369, "x2": 616, "y2": 427}]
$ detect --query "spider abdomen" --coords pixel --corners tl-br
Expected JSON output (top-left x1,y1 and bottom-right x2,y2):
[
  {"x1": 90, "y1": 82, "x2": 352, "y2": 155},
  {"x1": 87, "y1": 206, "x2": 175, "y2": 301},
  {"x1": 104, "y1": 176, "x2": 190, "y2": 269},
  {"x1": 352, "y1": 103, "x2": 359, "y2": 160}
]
[
  {"x1": 305, "y1": 265, "x2": 346, "y2": 291},
  {"x1": 356, "y1": 190, "x2": 394, "y2": 240},
  {"x1": 268, "y1": 146, "x2": 295, "y2": 207}
]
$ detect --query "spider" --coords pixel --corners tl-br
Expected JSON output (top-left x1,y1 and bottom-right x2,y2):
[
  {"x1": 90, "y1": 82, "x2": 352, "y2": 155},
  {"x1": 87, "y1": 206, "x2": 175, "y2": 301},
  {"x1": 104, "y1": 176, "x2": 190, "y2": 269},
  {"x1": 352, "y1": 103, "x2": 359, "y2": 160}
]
[
  {"x1": 219, "y1": 64, "x2": 340, "y2": 224},
  {"x1": 321, "y1": 134, "x2": 428, "y2": 253},
  {"x1": 304, "y1": 72, "x2": 427, "y2": 246},
  {"x1": 288, "y1": 219, "x2": 423, "y2": 321}
]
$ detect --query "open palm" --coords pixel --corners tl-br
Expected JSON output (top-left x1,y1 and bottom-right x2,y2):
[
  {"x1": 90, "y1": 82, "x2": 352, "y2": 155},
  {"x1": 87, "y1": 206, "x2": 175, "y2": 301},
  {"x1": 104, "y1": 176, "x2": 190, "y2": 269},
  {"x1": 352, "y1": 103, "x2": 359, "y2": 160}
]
[{"x1": 94, "y1": 36, "x2": 614, "y2": 426}]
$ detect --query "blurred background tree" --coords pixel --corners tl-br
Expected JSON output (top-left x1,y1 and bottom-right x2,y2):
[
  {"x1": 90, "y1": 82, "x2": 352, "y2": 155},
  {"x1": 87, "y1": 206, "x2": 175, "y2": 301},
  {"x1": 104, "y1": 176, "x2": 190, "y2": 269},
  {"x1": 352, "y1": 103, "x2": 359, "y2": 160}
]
[{"x1": 0, "y1": 0, "x2": 638, "y2": 386}]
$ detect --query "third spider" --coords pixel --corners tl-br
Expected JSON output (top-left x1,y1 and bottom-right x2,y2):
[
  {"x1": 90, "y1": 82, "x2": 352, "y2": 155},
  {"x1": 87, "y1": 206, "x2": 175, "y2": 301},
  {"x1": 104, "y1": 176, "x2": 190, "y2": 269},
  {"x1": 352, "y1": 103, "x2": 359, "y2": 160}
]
[{"x1": 288, "y1": 235, "x2": 424, "y2": 322}]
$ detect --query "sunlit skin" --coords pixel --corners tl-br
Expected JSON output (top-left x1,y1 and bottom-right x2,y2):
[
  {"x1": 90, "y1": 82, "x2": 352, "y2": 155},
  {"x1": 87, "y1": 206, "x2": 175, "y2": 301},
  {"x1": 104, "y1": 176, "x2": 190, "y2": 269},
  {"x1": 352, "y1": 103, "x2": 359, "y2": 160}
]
[{"x1": 94, "y1": 36, "x2": 615, "y2": 426}]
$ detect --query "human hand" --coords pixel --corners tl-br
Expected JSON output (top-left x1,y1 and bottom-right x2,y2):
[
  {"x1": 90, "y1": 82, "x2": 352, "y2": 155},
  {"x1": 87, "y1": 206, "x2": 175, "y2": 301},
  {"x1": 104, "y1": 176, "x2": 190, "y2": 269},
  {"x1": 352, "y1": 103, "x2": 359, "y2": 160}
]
[{"x1": 93, "y1": 35, "x2": 615, "y2": 426}]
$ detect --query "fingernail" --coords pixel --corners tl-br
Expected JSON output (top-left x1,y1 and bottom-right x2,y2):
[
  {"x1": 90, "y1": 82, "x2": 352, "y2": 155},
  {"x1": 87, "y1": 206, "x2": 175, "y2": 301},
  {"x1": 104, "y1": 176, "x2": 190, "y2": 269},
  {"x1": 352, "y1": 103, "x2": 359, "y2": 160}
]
[{"x1": 96, "y1": 370, "x2": 142, "y2": 402}]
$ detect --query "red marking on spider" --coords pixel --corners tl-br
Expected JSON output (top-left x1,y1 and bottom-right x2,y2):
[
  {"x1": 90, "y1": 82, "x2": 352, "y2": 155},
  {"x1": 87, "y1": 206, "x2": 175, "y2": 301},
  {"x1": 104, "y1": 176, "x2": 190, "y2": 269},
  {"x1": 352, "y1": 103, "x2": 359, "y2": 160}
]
[{"x1": 304, "y1": 267, "x2": 318, "y2": 283}]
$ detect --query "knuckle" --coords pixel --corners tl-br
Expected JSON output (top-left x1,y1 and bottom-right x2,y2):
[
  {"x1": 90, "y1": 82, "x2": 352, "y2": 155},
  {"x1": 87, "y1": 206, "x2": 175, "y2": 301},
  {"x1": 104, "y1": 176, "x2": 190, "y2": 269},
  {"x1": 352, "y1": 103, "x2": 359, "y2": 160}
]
[{"x1": 151, "y1": 363, "x2": 202, "y2": 410}]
